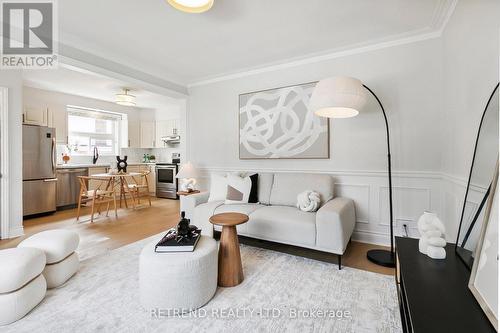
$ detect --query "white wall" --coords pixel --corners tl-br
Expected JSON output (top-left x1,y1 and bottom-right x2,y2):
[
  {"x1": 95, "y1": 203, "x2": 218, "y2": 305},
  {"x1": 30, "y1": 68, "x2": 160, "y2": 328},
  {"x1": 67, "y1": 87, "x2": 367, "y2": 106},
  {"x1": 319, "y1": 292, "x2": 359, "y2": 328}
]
[
  {"x1": 186, "y1": 1, "x2": 500, "y2": 245},
  {"x1": 440, "y1": 0, "x2": 500, "y2": 240},
  {"x1": 187, "y1": 38, "x2": 445, "y2": 245},
  {"x1": 0, "y1": 71, "x2": 24, "y2": 238}
]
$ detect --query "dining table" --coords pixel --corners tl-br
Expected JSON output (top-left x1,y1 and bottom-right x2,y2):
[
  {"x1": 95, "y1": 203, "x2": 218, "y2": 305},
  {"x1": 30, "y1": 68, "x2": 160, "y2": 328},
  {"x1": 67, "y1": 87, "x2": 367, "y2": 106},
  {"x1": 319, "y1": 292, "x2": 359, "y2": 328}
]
[{"x1": 92, "y1": 172, "x2": 143, "y2": 209}]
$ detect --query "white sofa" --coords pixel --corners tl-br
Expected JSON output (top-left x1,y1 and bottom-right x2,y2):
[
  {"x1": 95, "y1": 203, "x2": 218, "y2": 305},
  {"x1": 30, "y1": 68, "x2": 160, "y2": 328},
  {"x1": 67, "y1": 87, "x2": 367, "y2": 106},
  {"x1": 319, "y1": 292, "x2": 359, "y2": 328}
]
[{"x1": 185, "y1": 172, "x2": 356, "y2": 269}]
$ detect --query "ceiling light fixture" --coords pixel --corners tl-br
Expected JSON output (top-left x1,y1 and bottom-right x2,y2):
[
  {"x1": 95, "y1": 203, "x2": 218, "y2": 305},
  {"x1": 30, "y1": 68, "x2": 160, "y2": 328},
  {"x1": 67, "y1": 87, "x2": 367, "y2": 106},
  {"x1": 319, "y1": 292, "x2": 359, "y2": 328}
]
[
  {"x1": 115, "y1": 89, "x2": 136, "y2": 106},
  {"x1": 166, "y1": 0, "x2": 214, "y2": 13}
]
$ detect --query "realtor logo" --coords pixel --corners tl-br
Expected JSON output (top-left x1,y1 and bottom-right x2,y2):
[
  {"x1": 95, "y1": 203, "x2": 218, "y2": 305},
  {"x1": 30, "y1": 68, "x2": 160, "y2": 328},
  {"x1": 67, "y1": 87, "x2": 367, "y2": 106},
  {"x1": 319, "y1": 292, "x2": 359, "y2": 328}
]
[{"x1": 1, "y1": 0, "x2": 58, "y2": 69}]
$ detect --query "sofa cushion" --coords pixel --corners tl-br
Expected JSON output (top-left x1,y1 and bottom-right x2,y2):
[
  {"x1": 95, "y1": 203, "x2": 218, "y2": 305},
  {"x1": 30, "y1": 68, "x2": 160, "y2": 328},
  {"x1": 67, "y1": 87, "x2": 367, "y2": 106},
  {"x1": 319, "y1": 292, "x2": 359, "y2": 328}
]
[
  {"x1": 18, "y1": 229, "x2": 79, "y2": 264},
  {"x1": 246, "y1": 206, "x2": 316, "y2": 247},
  {"x1": 269, "y1": 173, "x2": 334, "y2": 208},
  {"x1": 214, "y1": 203, "x2": 264, "y2": 216},
  {"x1": 257, "y1": 173, "x2": 274, "y2": 205},
  {"x1": 213, "y1": 203, "x2": 264, "y2": 234},
  {"x1": 0, "y1": 247, "x2": 46, "y2": 293}
]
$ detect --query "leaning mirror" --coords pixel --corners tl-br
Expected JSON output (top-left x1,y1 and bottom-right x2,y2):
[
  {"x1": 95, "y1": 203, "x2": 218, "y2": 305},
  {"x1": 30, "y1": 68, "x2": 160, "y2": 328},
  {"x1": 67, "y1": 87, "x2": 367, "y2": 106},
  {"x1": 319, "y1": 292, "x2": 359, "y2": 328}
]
[{"x1": 455, "y1": 83, "x2": 499, "y2": 269}]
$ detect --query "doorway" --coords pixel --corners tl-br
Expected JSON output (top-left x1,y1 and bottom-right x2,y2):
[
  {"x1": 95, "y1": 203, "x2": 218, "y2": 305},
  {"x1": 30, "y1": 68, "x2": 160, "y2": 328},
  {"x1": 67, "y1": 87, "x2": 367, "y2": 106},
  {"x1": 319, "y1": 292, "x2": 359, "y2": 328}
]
[{"x1": 0, "y1": 87, "x2": 9, "y2": 239}]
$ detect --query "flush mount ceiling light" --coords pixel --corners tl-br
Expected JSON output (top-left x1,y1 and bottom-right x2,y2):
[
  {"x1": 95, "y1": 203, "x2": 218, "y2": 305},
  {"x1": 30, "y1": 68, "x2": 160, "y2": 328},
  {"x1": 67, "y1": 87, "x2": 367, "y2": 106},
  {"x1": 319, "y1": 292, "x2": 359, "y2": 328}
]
[
  {"x1": 166, "y1": 0, "x2": 214, "y2": 13},
  {"x1": 115, "y1": 89, "x2": 136, "y2": 106}
]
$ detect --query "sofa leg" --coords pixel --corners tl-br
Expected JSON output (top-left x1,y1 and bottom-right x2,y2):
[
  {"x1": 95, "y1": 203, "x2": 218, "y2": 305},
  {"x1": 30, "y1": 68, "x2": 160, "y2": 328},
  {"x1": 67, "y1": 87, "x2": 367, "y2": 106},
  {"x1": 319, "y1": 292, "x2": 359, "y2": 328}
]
[{"x1": 338, "y1": 254, "x2": 342, "y2": 270}]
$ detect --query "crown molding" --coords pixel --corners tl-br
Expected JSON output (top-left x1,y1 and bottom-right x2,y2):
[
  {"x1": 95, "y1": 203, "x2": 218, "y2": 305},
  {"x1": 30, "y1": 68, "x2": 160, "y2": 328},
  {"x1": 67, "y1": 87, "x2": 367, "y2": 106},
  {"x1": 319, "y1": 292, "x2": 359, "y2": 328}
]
[
  {"x1": 187, "y1": 29, "x2": 440, "y2": 88},
  {"x1": 187, "y1": 0, "x2": 458, "y2": 88}
]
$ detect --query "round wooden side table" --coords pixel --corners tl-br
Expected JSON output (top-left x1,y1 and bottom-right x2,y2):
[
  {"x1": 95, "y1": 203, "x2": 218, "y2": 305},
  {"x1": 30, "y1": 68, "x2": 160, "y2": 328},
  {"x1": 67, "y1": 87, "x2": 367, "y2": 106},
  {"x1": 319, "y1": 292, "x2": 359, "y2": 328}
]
[{"x1": 209, "y1": 212, "x2": 249, "y2": 287}]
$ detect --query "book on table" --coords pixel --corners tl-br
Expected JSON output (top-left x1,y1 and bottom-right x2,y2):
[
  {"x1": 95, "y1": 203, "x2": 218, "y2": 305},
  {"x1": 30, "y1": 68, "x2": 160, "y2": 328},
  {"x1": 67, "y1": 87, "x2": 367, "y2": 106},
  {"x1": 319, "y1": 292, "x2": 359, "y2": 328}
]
[{"x1": 155, "y1": 231, "x2": 201, "y2": 253}]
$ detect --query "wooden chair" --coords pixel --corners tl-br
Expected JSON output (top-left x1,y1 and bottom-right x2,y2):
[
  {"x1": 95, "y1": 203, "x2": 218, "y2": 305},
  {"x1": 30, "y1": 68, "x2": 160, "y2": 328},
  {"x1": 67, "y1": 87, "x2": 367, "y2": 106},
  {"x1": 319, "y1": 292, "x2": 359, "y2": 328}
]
[
  {"x1": 118, "y1": 176, "x2": 137, "y2": 209},
  {"x1": 76, "y1": 176, "x2": 117, "y2": 223},
  {"x1": 128, "y1": 170, "x2": 152, "y2": 207}
]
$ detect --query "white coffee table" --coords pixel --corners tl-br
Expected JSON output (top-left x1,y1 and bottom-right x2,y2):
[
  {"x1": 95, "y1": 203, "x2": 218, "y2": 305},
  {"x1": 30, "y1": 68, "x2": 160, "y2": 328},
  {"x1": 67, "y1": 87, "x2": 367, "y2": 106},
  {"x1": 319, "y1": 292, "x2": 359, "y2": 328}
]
[{"x1": 139, "y1": 235, "x2": 218, "y2": 312}]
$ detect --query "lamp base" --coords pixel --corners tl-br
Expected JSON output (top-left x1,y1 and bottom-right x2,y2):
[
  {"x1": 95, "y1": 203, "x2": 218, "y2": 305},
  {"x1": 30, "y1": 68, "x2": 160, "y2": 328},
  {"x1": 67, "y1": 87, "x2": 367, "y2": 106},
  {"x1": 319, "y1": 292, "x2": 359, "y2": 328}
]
[{"x1": 367, "y1": 249, "x2": 396, "y2": 268}]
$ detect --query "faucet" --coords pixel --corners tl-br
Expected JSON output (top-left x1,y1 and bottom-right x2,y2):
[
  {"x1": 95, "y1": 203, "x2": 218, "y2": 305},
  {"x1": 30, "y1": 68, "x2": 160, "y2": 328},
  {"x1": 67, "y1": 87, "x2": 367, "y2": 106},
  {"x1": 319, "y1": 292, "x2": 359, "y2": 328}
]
[{"x1": 92, "y1": 146, "x2": 99, "y2": 164}]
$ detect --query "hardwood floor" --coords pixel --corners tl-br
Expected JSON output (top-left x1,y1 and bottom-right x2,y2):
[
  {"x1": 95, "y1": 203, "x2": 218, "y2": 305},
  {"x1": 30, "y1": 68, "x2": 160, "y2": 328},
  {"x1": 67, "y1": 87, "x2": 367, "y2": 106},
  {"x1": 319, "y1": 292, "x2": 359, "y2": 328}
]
[{"x1": 0, "y1": 198, "x2": 394, "y2": 275}]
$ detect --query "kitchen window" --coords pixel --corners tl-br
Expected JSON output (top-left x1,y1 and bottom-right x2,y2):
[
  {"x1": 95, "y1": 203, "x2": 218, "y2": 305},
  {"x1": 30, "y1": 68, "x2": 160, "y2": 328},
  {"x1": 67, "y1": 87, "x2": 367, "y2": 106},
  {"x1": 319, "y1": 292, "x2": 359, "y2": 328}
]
[{"x1": 67, "y1": 106, "x2": 123, "y2": 156}]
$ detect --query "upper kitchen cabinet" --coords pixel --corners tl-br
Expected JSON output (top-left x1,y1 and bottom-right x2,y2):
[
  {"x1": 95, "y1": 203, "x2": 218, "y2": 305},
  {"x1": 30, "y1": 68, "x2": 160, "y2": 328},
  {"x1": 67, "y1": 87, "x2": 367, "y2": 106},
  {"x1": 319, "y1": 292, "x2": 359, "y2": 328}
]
[
  {"x1": 50, "y1": 105, "x2": 68, "y2": 144},
  {"x1": 128, "y1": 120, "x2": 141, "y2": 148},
  {"x1": 155, "y1": 119, "x2": 180, "y2": 147},
  {"x1": 23, "y1": 105, "x2": 49, "y2": 126},
  {"x1": 140, "y1": 121, "x2": 156, "y2": 148},
  {"x1": 155, "y1": 121, "x2": 170, "y2": 148},
  {"x1": 23, "y1": 104, "x2": 68, "y2": 144}
]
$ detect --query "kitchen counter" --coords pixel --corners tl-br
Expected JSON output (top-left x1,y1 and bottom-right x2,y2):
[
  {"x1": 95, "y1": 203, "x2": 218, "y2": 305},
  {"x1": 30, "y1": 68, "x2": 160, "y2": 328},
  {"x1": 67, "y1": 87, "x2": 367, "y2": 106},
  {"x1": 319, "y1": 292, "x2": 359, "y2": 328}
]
[{"x1": 56, "y1": 162, "x2": 157, "y2": 169}]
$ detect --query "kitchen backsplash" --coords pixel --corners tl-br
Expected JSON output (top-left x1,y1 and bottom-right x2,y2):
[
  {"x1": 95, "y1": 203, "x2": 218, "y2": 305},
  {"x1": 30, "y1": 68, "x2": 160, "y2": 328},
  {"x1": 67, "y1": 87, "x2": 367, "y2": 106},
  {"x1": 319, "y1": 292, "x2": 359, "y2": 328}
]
[{"x1": 56, "y1": 144, "x2": 181, "y2": 165}]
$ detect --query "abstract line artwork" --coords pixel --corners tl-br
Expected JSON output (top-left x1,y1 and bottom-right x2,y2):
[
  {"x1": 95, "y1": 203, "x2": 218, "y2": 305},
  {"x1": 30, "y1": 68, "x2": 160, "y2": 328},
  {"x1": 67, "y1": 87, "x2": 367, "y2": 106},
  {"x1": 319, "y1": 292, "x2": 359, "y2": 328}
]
[{"x1": 239, "y1": 82, "x2": 329, "y2": 159}]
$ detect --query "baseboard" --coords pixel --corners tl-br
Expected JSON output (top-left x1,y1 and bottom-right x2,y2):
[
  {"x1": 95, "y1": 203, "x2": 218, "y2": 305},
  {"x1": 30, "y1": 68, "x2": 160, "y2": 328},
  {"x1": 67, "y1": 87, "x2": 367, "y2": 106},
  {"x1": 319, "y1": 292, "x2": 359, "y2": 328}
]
[
  {"x1": 352, "y1": 230, "x2": 391, "y2": 247},
  {"x1": 8, "y1": 226, "x2": 24, "y2": 238}
]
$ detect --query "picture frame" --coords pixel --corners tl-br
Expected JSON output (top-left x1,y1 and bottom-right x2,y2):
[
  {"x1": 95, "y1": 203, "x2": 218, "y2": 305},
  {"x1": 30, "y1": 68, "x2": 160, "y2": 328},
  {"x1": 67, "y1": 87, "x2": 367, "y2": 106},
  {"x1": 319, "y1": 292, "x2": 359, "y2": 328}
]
[
  {"x1": 468, "y1": 160, "x2": 499, "y2": 330},
  {"x1": 238, "y1": 81, "x2": 330, "y2": 160}
]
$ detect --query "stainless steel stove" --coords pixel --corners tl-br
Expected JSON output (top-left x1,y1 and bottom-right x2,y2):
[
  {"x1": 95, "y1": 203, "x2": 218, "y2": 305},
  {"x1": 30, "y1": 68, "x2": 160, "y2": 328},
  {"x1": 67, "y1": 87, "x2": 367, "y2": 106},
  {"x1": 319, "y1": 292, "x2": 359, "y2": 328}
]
[{"x1": 155, "y1": 163, "x2": 179, "y2": 199}]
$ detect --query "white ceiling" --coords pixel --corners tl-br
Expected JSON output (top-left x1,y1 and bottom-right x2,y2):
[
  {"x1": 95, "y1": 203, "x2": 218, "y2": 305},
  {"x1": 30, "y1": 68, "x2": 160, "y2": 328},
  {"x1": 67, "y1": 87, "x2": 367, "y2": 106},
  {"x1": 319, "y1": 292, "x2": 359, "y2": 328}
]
[
  {"x1": 59, "y1": 0, "x2": 455, "y2": 86},
  {"x1": 22, "y1": 66, "x2": 182, "y2": 110}
]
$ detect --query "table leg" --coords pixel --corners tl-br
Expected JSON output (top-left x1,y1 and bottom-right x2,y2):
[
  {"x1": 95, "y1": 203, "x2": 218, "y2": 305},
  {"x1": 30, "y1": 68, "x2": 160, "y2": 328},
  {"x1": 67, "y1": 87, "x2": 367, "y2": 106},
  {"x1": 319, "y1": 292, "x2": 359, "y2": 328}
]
[
  {"x1": 218, "y1": 225, "x2": 244, "y2": 287},
  {"x1": 120, "y1": 178, "x2": 128, "y2": 209}
]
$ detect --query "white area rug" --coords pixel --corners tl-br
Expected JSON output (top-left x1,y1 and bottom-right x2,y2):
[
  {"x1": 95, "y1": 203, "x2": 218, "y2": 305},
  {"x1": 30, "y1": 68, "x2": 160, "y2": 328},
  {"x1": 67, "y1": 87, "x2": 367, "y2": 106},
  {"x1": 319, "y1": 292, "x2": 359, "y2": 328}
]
[{"x1": 5, "y1": 234, "x2": 402, "y2": 333}]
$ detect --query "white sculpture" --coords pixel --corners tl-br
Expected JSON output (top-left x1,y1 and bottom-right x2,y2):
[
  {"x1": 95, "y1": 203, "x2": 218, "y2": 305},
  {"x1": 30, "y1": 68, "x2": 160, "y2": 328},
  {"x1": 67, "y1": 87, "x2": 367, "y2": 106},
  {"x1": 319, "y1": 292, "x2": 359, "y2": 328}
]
[{"x1": 417, "y1": 212, "x2": 447, "y2": 259}]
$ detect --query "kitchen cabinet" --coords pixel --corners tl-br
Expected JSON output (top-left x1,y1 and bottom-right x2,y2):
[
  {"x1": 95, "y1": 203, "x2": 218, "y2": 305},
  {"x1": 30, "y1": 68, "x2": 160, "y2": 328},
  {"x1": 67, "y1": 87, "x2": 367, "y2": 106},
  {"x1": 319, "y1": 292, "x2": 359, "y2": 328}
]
[
  {"x1": 50, "y1": 106, "x2": 68, "y2": 144},
  {"x1": 128, "y1": 120, "x2": 140, "y2": 148},
  {"x1": 140, "y1": 121, "x2": 156, "y2": 148},
  {"x1": 144, "y1": 164, "x2": 156, "y2": 194},
  {"x1": 88, "y1": 167, "x2": 107, "y2": 190},
  {"x1": 155, "y1": 121, "x2": 170, "y2": 148},
  {"x1": 127, "y1": 165, "x2": 142, "y2": 173},
  {"x1": 129, "y1": 164, "x2": 156, "y2": 195},
  {"x1": 23, "y1": 104, "x2": 68, "y2": 144},
  {"x1": 155, "y1": 119, "x2": 180, "y2": 148},
  {"x1": 23, "y1": 105, "x2": 49, "y2": 126}
]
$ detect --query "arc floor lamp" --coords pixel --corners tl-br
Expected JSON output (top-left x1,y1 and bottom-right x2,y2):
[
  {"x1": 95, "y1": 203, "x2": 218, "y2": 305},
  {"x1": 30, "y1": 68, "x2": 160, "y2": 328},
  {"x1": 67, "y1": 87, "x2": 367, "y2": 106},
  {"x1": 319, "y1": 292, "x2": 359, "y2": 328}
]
[{"x1": 310, "y1": 77, "x2": 395, "y2": 267}]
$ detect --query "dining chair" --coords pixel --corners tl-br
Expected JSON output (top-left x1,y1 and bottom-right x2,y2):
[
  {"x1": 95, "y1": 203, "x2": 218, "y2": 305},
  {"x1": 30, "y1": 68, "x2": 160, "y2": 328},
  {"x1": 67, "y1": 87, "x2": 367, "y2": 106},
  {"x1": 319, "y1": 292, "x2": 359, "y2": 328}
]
[
  {"x1": 76, "y1": 176, "x2": 117, "y2": 222},
  {"x1": 128, "y1": 170, "x2": 152, "y2": 207}
]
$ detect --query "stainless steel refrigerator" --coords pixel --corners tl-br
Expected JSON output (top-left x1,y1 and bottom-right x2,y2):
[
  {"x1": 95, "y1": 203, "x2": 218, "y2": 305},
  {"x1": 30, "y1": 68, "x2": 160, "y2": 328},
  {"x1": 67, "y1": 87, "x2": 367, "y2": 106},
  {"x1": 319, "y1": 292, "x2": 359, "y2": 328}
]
[{"x1": 23, "y1": 124, "x2": 57, "y2": 216}]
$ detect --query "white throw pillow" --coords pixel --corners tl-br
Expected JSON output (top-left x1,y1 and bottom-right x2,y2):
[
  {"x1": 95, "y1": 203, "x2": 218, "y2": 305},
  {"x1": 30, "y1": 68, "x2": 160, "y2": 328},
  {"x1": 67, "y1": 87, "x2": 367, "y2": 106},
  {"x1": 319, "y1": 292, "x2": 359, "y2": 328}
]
[
  {"x1": 296, "y1": 190, "x2": 321, "y2": 212},
  {"x1": 225, "y1": 173, "x2": 252, "y2": 204},
  {"x1": 208, "y1": 173, "x2": 228, "y2": 202}
]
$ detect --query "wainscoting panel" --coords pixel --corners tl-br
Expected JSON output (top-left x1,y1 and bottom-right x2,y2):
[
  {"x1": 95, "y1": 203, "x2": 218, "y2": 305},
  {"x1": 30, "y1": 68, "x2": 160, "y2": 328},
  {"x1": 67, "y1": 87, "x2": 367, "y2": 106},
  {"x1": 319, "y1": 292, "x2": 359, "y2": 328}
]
[
  {"x1": 195, "y1": 167, "x2": 452, "y2": 246},
  {"x1": 334, "y1": 183, "x2": 370, "y2": 224},
  {"x1": 379, "y1": 186, "x2": 431, "y2": 227}
]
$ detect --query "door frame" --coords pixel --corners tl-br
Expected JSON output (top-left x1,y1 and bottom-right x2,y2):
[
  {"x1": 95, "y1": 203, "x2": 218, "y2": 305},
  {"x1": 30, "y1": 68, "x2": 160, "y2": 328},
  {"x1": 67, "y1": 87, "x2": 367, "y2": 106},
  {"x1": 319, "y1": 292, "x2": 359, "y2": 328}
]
[{"x1": 0, "y1": 87, "x2": 9, "y2": 239}]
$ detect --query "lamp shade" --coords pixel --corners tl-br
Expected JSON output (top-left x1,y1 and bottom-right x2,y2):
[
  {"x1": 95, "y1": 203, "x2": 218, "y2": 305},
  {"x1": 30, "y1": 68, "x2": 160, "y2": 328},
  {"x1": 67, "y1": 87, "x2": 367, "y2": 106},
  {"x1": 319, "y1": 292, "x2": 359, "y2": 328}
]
[
  {"x1": 309, "y1": 77, "x2": 367, "y2": 118},
  {"x1": 175, "y1": 162, "x2": 197, "y2": 179},
  {"x1": 166, "y1": 0, "x2": 214, "y2": 13}
]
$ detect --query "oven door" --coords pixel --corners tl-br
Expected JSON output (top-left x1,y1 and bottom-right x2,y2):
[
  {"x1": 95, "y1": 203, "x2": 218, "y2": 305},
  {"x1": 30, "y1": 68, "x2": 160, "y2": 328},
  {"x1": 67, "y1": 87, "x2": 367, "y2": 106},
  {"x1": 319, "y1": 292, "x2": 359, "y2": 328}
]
[{"x1": 156, "y1": 166, "x2": 178, "y2": 199}]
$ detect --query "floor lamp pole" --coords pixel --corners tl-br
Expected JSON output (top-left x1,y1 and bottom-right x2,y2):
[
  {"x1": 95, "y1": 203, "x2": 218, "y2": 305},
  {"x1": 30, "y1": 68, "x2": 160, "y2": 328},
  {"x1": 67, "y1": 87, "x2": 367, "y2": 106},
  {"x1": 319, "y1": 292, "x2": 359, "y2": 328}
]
[{"x1": 363, "y1": 84, "x2": 396, "y2": 268}]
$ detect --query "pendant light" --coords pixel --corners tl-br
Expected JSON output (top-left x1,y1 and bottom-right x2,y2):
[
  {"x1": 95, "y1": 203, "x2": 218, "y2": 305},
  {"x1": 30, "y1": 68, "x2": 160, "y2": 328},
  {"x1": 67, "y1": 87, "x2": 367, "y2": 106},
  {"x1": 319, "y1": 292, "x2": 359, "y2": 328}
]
[
  {"x1": 166, "y1": 0, "x2": 214, "y2": 13},
  {"x1": 115, "y1": 89, "x2": 136, "y2": 106}
]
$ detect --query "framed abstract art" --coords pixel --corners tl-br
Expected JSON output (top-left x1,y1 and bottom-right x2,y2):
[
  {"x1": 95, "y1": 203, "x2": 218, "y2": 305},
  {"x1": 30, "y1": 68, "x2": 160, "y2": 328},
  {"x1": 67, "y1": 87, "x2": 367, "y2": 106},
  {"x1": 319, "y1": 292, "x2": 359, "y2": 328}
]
[{"x1": 239, "y1": 82, "x2": 330, "y2": 159}]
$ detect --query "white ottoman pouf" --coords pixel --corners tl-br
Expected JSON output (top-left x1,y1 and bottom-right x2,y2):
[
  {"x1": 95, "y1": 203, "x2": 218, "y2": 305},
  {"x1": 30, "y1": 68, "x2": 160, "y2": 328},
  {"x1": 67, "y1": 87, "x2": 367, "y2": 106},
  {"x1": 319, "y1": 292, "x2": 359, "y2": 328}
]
[
  {"x1": 139, "y1": 236, "x2": 218, "y2": 312},
  {"x1": 0, "y1": 248, "x2": 47, "y2": 325},
  {"x1": 18, "y1": 230, "x2": 80, "y2": 288}
]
